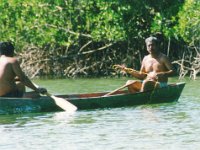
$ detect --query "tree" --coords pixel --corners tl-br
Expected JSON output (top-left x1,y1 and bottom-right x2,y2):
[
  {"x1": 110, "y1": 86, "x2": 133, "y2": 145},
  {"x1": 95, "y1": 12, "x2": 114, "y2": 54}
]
[{"x1": 177, "y1": 0, "x2": 200, "y2": 45}]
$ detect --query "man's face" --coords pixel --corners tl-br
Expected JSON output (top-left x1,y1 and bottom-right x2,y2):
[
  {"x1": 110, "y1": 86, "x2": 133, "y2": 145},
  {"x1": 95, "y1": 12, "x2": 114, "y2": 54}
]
[{"x1": 146, "y1": 41, "x2": 157, "y2": 54}]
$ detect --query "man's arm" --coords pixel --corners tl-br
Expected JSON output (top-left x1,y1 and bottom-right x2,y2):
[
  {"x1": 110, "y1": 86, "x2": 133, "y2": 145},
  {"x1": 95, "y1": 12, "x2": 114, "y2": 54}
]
[
  {"x1": 11, "y1": 58, "x2": 42, "y2": 92},
  {"x1": 123, "y1": 67, "x2": 146, "y2": 80},
  {"x1": 113, "y1": 63, "x2": 147, "y2": 80},
  {"x1": 157, "y1": 56, "x2": 175, "y2": 77},
  {"x1": 123, "y1": 58, "x2": 147, "y2": 80}
]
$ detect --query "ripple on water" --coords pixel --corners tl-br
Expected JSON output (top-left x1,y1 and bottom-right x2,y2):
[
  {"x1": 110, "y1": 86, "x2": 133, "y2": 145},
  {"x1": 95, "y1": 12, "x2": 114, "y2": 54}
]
[{"x1": 0, "y1": 79, "x2": 200, "y2": 150}]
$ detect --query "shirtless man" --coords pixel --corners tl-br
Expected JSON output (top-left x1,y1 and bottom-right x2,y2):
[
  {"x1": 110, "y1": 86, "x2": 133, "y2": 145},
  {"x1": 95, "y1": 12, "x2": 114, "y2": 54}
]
[
  {"x1": 116, "y1": 36, "x2": 174, "y2": 93},
  {"x1": 0, "y1": 42, "x2": 46, "y2": 97}
]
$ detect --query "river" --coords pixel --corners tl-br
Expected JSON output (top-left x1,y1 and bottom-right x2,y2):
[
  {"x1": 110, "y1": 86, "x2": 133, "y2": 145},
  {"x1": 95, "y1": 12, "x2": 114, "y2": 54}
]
[{"x1": 0, "y1": 77, "x2": 199, "y2": 150}]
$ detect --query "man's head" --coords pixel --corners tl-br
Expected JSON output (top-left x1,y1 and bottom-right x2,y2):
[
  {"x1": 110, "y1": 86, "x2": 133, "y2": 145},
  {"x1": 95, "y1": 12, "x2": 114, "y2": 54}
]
[
  {"x1": 0, "y1": 42, "x2": 14, "y2": 57},
  {"x1": 145, "y1": 36, "x2": 159, "y2": 54}
]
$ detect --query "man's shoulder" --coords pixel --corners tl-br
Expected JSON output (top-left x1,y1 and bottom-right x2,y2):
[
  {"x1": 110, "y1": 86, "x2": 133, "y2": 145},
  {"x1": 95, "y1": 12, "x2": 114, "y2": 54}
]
[
  {"x1": 144, "y1": 54, "x2": 150, "y2": 58},
  {"x1": 160, "y1": 52, "x2": 167, "y2": 57},
  {"x1": 0, "y1": 56, "x2": 18, "y2": 66},
  {"x1": 7, "y1": 57, "x2": 18, "y2": 63},
  {"x1": 160, "y1": 53, "x2": 169, "y2": 60},
  {"x1": 143, "y1": 54, "x2": 151, "y2": 60},
  {"x1": 1, "y1": 55, "x2": 15, "y2": 60},
  {"x1": 159, "y1": 53, "x2": 172, "y2": 64}
]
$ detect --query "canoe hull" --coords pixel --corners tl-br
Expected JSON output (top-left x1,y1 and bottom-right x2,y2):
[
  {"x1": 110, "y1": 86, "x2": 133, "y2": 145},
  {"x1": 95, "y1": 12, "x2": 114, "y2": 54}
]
[
  {"x1": 0, "y1": 82, "x2": 185, "y2": 114},
  {"x1": 71, "y1": 82, "x2": 185, "y2": 109}
]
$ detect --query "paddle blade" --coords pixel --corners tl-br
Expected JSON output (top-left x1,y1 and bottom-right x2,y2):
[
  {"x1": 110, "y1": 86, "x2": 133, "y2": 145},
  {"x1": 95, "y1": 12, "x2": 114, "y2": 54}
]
[
  {"x1": 51, "y1": 95, "x2": 77, "y2": 112},
  {"x1": 32, "y1": 83, "x2": 77, "y2": 112}
]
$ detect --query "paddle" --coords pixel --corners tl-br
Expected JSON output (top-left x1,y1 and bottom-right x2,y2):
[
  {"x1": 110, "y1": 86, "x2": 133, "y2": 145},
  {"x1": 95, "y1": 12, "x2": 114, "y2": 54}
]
[
  {"x1": 34, "y1": 83, "x2": 77, "y2": 112},
  {"x1": 113, "y1": 64, "x2": 148, "y2": 75},
  {"x1": 102, "y1": 81, "x2": 135, "y2": 97}
]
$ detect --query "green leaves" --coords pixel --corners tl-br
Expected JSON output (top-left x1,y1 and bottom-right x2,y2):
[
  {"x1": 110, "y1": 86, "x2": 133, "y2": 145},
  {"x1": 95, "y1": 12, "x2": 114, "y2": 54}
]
[
  {"x1": 0, "y1": 0, "x2": 197, "y2": 51},
  {"x1": 177, "y1": 0, "x2": 200, "y2": 45}
]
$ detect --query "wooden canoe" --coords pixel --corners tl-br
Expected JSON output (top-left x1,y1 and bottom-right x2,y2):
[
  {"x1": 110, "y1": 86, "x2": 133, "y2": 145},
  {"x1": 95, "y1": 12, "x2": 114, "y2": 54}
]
[{"x1": 0, "y1": 82, "x2": 185, "y2": 114}]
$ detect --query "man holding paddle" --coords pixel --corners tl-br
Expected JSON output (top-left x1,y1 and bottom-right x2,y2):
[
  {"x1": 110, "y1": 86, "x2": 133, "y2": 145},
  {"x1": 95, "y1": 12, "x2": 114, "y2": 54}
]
[
  {"x1": 108, "y1": 36, "x2": 174, "y2": 95},
  {"x1": 0, "y1": 41, "x2": 77, "y2": 112},
  {"x1": 0, "y1": 42, "x2": 47, "y2": 97}
]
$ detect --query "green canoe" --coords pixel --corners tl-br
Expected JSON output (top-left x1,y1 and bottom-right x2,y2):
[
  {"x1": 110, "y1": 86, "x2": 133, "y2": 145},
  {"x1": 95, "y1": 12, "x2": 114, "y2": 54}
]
[{"x1": 0, "y1": 82, "x2": 185, "y2": 114}]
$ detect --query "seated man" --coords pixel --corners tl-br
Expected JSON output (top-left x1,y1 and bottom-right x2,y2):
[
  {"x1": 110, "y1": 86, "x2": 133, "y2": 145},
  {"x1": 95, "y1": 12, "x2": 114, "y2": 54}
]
[
  {"x1": 0, "y1": 42, "x2": 46, "y2": 97},
  {"x1": 115, "y1": 36, "x2": 174, "y2": 93}
]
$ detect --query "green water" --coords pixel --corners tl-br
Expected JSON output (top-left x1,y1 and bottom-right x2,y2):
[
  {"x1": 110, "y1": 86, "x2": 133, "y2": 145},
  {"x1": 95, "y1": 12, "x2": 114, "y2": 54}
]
[{"x1": 0, "y1": 77, "x2": 200, "y2": 150}]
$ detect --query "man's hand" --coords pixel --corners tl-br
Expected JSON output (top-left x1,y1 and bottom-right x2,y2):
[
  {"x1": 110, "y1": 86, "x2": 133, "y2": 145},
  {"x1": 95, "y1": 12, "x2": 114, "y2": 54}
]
[
  {"x1": 147, "y1": 71, "x2": 158, "y2": 81},
  {"x1": 113, "y1": 64, "x2": 134, "y2": 73},
  {"x1": 37, "y1": 87, "x2": 47, "y2": 94},
  {"x1": 113, "y1": 64, "x2": 126, "y2": 70}
]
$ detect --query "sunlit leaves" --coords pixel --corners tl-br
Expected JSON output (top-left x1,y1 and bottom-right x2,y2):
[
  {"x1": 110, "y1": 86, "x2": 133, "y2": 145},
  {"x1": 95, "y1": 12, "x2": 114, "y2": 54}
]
[
  {"x1": 178, "y1": 0, "x2": 200, "y2": 45},
  {"x1": 0, "y1": 0, "x2": 197, "y2": 52},
  {"x1": 0, "y1": 0, "x2": 127, "y2": 50}
]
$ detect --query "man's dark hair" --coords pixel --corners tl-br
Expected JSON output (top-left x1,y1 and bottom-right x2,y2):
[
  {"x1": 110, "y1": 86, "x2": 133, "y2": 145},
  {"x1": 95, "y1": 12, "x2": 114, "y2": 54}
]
[{"x1": 0, "y1": 42, "x2": 14, "y2": 57}]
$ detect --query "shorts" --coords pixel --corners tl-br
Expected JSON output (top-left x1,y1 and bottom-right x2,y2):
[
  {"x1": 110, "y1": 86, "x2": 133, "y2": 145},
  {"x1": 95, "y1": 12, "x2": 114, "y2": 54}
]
[
  {"x1": 1, "y1": 90, "x2": 23, "y2": 98},
  {"x1": 159, "y1": 82, "x2": 168, "y2": 88},
  {"x1": 142, "y1": 80, "x2": 168, "y2": 88}
]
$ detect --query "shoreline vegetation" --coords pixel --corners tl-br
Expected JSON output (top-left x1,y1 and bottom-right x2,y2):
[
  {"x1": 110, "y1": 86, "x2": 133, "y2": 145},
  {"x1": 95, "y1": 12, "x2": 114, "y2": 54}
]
[
  {"x1": 18, "y1": 42, "x2": 200, "y2": 80},
  {"x1": 0, "y1": 0, "x2": 199, "y2": 79}
]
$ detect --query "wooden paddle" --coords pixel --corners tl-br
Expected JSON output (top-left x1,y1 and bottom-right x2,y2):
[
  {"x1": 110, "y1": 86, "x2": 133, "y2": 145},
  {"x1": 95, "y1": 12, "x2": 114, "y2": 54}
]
[
  {"x1": 34, "y1": 83, "x2": 77, "y2": 112},
  {"x1": 102, "y1": 81, "x2": 135, "y2": 97},
  {"x1": 113, "y1": 64, "x2": 148, "y2": 75}
]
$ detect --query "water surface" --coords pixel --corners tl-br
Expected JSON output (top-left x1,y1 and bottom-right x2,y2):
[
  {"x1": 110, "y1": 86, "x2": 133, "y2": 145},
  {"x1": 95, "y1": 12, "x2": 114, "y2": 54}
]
[{"x1": 0, "y1": 77, "x2": 199, "y2": 150}]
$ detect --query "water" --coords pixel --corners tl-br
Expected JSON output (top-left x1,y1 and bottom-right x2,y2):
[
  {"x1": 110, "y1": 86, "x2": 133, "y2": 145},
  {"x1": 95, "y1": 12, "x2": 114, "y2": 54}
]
[{"x1": 0, "y1": 77, "x2": 200, "y2": 150}]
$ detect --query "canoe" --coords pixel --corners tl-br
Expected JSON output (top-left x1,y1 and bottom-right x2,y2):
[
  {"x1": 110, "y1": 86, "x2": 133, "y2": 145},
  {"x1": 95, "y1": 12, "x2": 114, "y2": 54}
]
[{"x1": 0, "y1": 82, "x2": 185, "y2": 114}]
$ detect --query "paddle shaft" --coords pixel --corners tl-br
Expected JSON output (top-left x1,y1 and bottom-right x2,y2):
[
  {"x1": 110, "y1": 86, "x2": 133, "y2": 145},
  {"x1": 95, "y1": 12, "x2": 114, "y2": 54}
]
[{"x1": 103, "y1": 81, "x2": 134, "y2": 97}]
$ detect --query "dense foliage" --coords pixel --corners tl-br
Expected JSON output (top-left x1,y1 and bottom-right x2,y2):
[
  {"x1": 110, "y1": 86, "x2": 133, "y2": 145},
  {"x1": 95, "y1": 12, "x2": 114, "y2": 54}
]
[
  {"x1": 177, "y1": 0, "x2": 200, "y2": 45},
  {"x1": 0, "y1": 0, "x2": 199, "y2": 78}
]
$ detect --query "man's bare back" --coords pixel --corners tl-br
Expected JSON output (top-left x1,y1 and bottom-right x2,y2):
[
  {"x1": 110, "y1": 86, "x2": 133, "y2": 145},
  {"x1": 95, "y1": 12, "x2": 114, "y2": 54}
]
[
  {"x1": 0, "y1": 56, "x2": 18, "y2": 96},
  {"x1": 0, "y1": 42, "x2": 47, "y2": 97}
]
